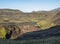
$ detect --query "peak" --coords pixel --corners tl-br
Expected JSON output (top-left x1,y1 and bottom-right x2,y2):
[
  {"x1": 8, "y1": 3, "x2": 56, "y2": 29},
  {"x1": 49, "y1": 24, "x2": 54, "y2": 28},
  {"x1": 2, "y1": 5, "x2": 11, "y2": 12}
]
[{"x1": 52, "y1": 7, "x2": 60, "y2": 11}]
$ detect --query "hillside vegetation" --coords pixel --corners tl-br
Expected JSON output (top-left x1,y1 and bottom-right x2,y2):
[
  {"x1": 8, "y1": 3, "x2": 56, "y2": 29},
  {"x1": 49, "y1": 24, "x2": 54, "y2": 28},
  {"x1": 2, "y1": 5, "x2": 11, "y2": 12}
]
[
  {"x1": 0, "y1": 27, "x2": 6, "y2": 39},
  {"x1": 0, "y1": 7, "x2": 60, "y2": 39}
]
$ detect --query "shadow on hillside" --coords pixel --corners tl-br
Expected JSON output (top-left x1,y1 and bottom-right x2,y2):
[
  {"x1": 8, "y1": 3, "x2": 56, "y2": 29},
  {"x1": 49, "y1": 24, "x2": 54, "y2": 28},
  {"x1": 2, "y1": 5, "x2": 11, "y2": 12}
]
[{"x1": 15, "y1": 25, "x2": 60, "y2": 40}]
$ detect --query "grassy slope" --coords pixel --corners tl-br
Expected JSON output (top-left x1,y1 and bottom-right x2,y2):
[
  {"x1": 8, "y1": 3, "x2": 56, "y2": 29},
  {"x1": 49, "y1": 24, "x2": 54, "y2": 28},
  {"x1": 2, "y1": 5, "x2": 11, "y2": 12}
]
[{"x1": 0, "y1": 25, "x2": 60, "y2": 44}]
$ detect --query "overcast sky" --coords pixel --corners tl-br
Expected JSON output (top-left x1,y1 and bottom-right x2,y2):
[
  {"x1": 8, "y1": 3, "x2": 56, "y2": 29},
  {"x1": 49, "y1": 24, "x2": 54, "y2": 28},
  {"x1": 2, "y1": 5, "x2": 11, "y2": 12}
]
[{"x1": 0, "y1": 0, "x2": 60, "y2": 12}]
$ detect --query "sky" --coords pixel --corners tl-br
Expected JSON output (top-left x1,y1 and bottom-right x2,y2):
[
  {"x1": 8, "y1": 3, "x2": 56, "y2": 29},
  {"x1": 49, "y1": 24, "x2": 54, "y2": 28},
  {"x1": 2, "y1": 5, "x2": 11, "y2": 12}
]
[{"x1": 0, "y1": 0, "x2": 60, "y2": 12}]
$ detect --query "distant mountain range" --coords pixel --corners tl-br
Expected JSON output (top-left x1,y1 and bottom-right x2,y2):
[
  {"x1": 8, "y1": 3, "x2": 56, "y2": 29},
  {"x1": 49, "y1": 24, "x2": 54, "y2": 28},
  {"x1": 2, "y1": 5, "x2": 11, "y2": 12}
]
[{"x1": 53, "y1": 7, "x2": 60, "y2": 11}]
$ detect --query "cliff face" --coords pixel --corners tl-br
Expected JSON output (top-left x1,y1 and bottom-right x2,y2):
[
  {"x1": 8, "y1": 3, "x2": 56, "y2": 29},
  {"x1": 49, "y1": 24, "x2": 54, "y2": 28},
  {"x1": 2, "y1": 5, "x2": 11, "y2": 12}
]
[{"x1": 0, "y1": 22, "x2": 39, "y2": 39}]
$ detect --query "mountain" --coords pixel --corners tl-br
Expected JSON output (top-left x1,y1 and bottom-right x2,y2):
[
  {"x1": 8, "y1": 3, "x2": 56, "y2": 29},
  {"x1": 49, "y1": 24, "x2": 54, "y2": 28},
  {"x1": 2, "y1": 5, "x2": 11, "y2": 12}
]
[
  {"x1": 0, "y1": 8, "x2": 60, "y2": 39},
  {"x1": 53, "y1": 7, "x2": 60, "y2": 11},
  {"x1": 0, "y1": 8, "x2": 60, "y2": 24}
]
